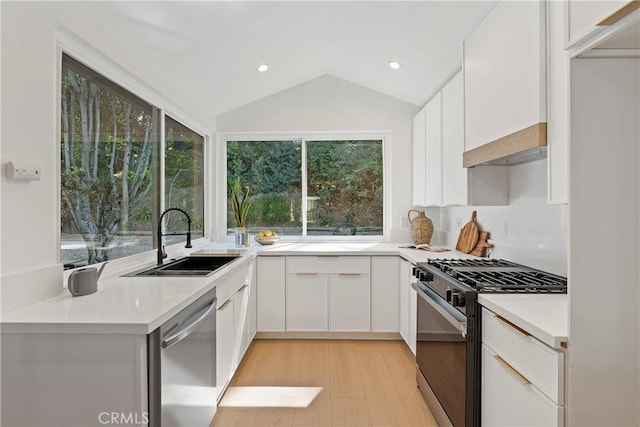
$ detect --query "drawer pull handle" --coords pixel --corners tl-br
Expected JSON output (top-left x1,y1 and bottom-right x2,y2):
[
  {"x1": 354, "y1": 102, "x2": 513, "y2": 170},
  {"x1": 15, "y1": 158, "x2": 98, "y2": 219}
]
[
  {"x1": 297, "y1": 272, "x2": 318, "y2": 276},
  {"x1": 495, "y1": 314, "x2": 530, "y2": 337},
  {"x1": 338, "y1": 273, "x2": 361, "y2": 276},
  {"x1": 493, "y1": 355, "x2": 531, "y2": 386},
  {"x1": 217, "y1": 299, "x2": 232, "y2": 311}
]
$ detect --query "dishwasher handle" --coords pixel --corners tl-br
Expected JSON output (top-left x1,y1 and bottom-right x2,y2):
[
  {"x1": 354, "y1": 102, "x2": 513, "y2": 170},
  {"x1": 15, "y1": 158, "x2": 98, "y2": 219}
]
[{"x1": 162, "y1": 298, "x2": 216, "y2": 349}]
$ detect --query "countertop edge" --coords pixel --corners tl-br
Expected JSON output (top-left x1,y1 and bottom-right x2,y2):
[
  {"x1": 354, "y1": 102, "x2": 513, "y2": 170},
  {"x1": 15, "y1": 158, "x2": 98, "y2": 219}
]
[{"x1": 478, "y1": 294, "x2": 568, "y2": 350}]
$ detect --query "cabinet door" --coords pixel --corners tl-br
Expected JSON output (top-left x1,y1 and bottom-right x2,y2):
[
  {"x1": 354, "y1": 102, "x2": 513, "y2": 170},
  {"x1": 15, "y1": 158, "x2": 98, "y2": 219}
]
[
  {"x1": 424, "y1": 92, "x2": 443, "y2": 206},
  {"x1": 286, "y1": 274, "x2": 328, "y2": 331},
  {"x1": 568, "y1": 0, "x2": 632, "y2": 47},
  {"x1": 408, "y1": 282, "x2": 417, "y2": 356},
  {"x1": 547, "y1": 0, "x2": 569, "y2": 204},
  {"x1": 482, "y1": 344, "x2": 563, "y2": 427},
  {"x1": 399, "y1": 260, "x2": 411, "y2": 345},
  {"x1": 244, "y1": 259, "x2": 257, "y2": 350},
  {"x1": 412, "y1": 106, "x2": 427, "y2": 206},
  {"x1": 232, "y1": 283, "x2": 249, "y2": 369},
  {"x1": 441, "y1": 71, "x2": 467, "y2": 206},
  {"x1": 329, "y1": 273, "x2": 371, "y2": 332},
  {"x1": 216, "y1": 297, "x2": 235, "y2": 399},
  {"x1": 371, "y1": 256, "x2": 400, "y2": 332},
  {"x1": 464, "y1": 0, "x2": 546, "y2": 150},
  {"x1": 257, "y1": 256, "x2": 285, "y2": 332}
]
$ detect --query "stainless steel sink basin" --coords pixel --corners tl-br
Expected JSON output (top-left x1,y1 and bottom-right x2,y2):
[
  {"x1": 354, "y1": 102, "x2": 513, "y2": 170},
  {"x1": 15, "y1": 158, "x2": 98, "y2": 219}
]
[{"x1": 124, "y1": 255, "x2": 240, "y2": 277}]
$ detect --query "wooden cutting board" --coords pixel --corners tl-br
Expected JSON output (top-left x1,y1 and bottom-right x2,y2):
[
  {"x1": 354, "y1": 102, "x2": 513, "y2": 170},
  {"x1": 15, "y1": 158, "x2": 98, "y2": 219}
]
[
  {"x1": 470, "y1": 231, "x2": 492, "y2": 257},
  {"x1": 456, "y1": 211, "x2": 480, "y2": 254}
]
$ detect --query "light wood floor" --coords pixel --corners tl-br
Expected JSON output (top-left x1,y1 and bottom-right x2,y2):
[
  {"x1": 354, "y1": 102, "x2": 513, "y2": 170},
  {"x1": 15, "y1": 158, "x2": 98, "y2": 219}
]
[{"x1": 211, "y1": 339, "x2": 438, "y2": 427}]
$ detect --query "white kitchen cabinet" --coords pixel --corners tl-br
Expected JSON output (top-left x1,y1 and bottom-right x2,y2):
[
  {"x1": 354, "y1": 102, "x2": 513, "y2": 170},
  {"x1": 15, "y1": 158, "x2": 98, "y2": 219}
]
[
  {"x1": 441, "y1": 71, "x2": 467, "y2": 206},
  {"x1": 329, "y1": 273, "x2": 371, "y2": 332},
  {"x1": 482, "y1": 344, "x2": 563, "y2": 427},
  {"x1": 424, "y1": 92, "x2": 443, "y2": 206},
  {"x1": 481, "y1": 307, "x2": 565, "y2": 426},
  {"x1": 547, "y1": 0, "x2": 569, "y2": 204},
  {"x1": 371, "y1": 256, "x2": 400, "y2": 332},
  {"x1": 216, "y1": 259, "x2": 253, "y2": 399},
  {"x1": 413, "y1": 92, "x2": 443, "y2": 207},
  {"x1": 285, "y1": 256, "x2": 371, "y2": 332},
  {"x1": 413, "y1": 70, "x2": 508, "y2": 207},
  {"x1": 256, "y1": 256, "x2": 286, "y2": 332},
  {"x1": 399, "y1": 259, "x2": 417, "y2": 355},
  {"x1": 464, "y1": 0, "x2": 546, "y2": 150},
  {"x1": 286, "y1": 273, "x2": 329, "y2": 331},
  {"x1": 243, "y1": 258, "x2": 257, "y2": 355},
  {"x1": 567, "y1": 0, "x2": 633, "y2": 48},
  {"x1": 216, "y1": 294, "x2": 235, "y2": 398},
  {"x1": 412, "y1": 106, "x2": 427, "y2": 206}
]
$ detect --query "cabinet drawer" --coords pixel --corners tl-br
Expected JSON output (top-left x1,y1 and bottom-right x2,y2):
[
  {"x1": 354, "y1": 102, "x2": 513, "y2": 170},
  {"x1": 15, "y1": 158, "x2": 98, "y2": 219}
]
[
  {"x1": 286, "y1": 256, "x2": 370, "y2": 274},
  {"x1": 482, "y1": 344, "x2": 563, "y2": 427},
  {"x1": 482, "y1": 308, "x2": 564, "y2": 404}
]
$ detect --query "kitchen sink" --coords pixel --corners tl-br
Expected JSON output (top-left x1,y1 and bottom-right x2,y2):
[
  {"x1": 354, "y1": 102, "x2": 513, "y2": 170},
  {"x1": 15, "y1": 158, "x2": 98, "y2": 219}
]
[{"x1": 124, "y1": 255, "x2": 240, "y2": 277}]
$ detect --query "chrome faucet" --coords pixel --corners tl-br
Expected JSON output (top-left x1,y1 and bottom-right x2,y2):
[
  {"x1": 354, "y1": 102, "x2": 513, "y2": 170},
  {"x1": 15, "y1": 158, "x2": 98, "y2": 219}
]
[{"x1": 157, "y1": 207, "x2": 192, "y2": 265}]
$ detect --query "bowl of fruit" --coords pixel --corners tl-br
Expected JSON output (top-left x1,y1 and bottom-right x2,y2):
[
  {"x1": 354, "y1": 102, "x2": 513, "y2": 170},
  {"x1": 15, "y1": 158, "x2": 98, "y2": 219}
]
[{"x1": 255, "y1": 230, "x2": 279, "y2": 245}]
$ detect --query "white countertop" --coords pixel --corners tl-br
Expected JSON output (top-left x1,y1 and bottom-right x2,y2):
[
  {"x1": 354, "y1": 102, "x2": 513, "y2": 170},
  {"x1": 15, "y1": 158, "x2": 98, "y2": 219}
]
[
  {"x1": 478, "y1": 294, "x2": 568, "y2": 349},
  {"x1": 2, "y1": 241, "x2": 565, "y2": 342}
]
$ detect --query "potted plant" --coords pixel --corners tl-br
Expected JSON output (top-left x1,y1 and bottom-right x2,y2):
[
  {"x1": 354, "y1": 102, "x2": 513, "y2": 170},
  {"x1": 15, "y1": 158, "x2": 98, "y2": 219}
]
[{"x1": 230, "y1": 177, "x2": 253, "y2": 246}]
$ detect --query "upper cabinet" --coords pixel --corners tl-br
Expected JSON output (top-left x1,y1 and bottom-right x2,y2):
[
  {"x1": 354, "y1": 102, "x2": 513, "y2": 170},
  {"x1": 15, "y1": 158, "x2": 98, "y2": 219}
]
[
  {"x1": 412, "y1": 70, "x2": 508, "y2": 207},
  {"x1": 412, "y1": 92, "x2": 443, "y2": 207},
  {"x1": 463, "y1": 1, "x2": 547, "y2": 166},
  {"x1": 441, "y1": 72, "x2": 467, "y2": 206},
  {"x1": 547, "y1": 0, "x2": 569, "y2": 203},
  {"x1": 568, "y1": 0, "x2": 637, "y2": 48}
]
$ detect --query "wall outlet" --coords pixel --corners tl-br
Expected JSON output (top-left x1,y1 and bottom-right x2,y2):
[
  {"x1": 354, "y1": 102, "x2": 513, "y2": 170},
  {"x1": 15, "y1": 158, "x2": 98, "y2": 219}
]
[
  {"x1": 503, "y1": 220, "x2": 510, "y2": 240},
  {"x1": 401, "y1": 216, "x2": 409, "y2": 228},
  {"x1": 455, "y1": 217, "x2": 463, "y2": 229}
]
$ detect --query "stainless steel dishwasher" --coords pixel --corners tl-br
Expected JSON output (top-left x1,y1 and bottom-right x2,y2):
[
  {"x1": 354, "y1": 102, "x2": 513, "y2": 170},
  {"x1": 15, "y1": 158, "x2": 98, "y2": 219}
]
[{"x1": 148, "y1": 287, "x2": 217, "y2": 427}]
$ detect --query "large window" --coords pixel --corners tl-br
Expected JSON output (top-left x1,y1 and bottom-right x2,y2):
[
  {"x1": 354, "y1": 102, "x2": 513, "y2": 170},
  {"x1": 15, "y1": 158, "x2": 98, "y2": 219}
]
[
  {"x1": 60, "y1": 54, "x2": 204, "y2": 269},
  {"x1": 226, "y1": 137, "x2": 384, "y2": 237}
]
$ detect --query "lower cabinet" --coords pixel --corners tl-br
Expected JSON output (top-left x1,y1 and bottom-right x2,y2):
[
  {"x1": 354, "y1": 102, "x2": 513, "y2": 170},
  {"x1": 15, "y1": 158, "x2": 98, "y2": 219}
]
[
  {"x1": 216, "y1": 295, "x2": 235, "y2": 398},
  {"x1": 481, "y1": 307, "x2": 565, "y2": 426},
  {"x1": 399, "y1": 259, "x2": 417, "y2": 355},
  {"x1": 216, "y1": 259, "x2": 256, "y2": 400},
  {"x1": 371, "y1": 256, "x2": 400, "y2": 332},
  {"x1": 286, "y1": 273, "x2": 329, "y2": 331},
  {"x1": 329, "y1": 273, "x2": 371, "y2": 332},
  {"x1": 256, "y1": 255, "x2": 405, "y2": 336},
  {"x1": 256, "y1": 256, "x2": 286, "y2": 331}
]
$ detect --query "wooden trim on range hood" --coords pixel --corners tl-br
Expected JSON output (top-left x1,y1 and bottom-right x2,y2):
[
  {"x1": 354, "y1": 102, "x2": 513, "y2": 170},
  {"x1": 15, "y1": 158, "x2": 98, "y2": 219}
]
[{"x1": 463, "y1": 122, "x2": 547, "y2": 168}]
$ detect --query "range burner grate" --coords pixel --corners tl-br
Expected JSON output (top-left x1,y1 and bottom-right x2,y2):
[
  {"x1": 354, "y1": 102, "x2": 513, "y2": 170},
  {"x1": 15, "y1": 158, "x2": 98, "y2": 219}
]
[
  {"x1": 455, "y1": 270, "x2": 567, "y2": 292},
  {"x1": 417, "y1": 258, "x2": 568, "y2": 293}
]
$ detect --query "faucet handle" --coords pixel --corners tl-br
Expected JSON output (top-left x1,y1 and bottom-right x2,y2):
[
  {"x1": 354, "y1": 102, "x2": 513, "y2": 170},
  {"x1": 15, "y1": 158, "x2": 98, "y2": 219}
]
[{"x1": 162, "y1": 245, "x2": 168, "y2": 259}]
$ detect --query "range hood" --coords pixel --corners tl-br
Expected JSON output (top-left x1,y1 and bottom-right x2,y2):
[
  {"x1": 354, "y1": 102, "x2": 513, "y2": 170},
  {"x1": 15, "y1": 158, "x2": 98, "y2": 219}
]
[{"x1": 463, "y1": 123, "x2": 547, "y2": 167}]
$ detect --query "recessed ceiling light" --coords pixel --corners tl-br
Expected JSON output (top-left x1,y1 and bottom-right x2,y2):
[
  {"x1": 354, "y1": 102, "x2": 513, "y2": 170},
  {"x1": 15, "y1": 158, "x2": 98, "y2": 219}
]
[
  {"x1": 389, "y1": 61, "x2": 401, "y2": 70},
  {"x1": 257, "y1": 64, "x2": 269, "y2": 72}
]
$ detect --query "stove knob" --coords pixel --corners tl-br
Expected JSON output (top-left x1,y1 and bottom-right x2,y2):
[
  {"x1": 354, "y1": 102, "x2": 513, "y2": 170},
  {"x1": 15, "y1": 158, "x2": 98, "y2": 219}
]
[
  {"x1": 419, "y1": 270, "x2": 433, "y2": 282},
  {"x1": 451, "y1": 292, "x2": 466, "y2": 308}
]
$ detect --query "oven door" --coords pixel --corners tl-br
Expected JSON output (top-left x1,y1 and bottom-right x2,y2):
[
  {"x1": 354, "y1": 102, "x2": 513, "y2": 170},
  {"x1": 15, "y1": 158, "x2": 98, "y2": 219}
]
[{"x1": 413, "y1": 281, "x2": 470, "y2": 427}]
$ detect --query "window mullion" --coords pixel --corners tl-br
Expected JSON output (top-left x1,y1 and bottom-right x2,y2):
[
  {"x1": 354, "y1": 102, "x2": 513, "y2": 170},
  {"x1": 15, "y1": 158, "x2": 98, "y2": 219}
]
[{"x1": 301, "y1": 139, "x2": 308, "y2": 237}]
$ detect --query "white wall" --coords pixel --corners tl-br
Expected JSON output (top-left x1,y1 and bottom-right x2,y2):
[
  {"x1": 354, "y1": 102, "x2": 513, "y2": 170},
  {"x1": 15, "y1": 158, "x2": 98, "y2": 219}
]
[
  {"x1": 216, "y1": 74, "x2": 419, "y2": 242},
  {"x1": 432, "y1": 159, "x2": 568, "y2": 275},
  {"x1": 0, "y1": 2, "x2": 212, "y2": 311}
]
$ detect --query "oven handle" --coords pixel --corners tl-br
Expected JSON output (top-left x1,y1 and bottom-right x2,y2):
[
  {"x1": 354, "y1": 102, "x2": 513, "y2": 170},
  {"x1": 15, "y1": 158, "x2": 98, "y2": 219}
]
[{"x1": 412, "y1": 282, "x2": 467, "y2": 337}]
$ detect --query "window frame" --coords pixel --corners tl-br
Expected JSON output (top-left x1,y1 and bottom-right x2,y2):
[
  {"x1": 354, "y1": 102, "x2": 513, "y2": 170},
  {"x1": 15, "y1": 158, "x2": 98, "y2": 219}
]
[
  {"x1": 57, "y1": 43, "x2": 211, "y2": 272},
  {"x1": 216, "y1": 131, "x2": 391, "y2": 242}
]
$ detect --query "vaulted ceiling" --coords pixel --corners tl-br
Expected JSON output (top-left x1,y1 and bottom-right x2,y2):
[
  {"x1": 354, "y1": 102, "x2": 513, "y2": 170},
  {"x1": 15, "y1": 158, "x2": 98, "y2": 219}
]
[{"x1": 71, "y1": 1, "x2": 495, "y2": 125}]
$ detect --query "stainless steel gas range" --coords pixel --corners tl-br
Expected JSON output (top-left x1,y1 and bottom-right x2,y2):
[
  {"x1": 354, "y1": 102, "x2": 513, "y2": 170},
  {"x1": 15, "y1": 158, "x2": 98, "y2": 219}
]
[{"x1": 411, "y1": 259, "x2": 567, "y2": 427}]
